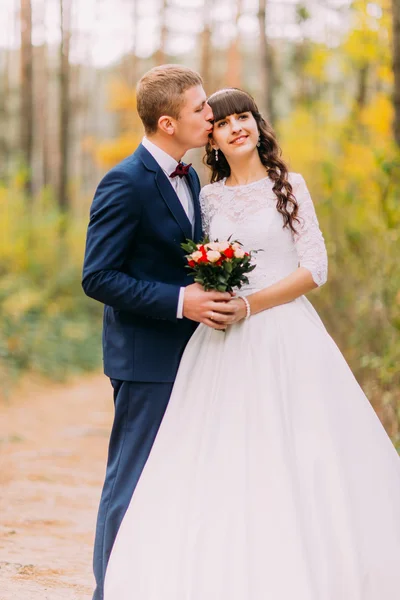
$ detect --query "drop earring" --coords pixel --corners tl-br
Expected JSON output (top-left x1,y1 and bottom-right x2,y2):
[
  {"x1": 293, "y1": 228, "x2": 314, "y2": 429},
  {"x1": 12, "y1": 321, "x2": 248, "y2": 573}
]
[
  {"x1": 214, "y1": 149, "x2": 219, "y2": 161},
  {"x1": 257, "y1": 136, "x2": 261, "y2": 148}
]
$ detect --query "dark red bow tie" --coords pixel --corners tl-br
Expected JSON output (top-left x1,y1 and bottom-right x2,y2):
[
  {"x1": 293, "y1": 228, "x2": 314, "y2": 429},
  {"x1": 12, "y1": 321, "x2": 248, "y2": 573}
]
[{"x1": 170, "y1": 162, "x2": 192, "y2": 178}]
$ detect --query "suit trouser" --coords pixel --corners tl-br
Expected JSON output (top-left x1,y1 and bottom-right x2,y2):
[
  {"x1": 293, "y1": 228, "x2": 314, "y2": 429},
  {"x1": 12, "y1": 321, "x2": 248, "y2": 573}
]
[{"x1": 92, "y1": 379, "x2": 174, "y2": 600}]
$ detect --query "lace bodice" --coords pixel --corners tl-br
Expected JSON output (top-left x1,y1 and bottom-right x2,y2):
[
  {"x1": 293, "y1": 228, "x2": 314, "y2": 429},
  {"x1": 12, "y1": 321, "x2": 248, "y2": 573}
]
[{"x1": 199, "y1": 173, "x2": 328, "y2": 291}]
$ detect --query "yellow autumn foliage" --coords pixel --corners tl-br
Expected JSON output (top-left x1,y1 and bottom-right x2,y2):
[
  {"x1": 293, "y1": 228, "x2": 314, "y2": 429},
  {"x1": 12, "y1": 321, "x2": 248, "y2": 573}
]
[
  {"x1": 343, "y1": 0, "x2": 392, "y2": 68},
  {"x1": 280, "y1": 76, "x2": 400, "y2": 440},
  {"x1": 303, "y1": 45, "x2": 330, "y2": 82},
  {"x1": 94, "y1": 132, "x2": 142, "y2": 169},
  {"x1": 88, "y1": 79, "x2": 144, "y2": 169}
]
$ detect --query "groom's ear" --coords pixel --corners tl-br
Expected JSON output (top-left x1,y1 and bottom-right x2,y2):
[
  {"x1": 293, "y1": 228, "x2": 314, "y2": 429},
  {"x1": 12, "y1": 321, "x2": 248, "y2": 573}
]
[{"x1": 158, "y1": 115, "x2": 175, "y2": 136}]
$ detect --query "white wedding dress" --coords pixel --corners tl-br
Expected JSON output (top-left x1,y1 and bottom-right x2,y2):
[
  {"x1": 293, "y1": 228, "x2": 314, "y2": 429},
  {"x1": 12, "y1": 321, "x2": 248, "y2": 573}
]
[{"x1": 104, "y1": 174, "x2": 400, "y2": 599}]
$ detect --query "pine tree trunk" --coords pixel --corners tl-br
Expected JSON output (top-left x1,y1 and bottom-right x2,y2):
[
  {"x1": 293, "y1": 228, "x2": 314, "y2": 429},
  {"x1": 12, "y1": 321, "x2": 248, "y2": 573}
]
[
  {"x1": 356, "y1": 64, "x2": 369, "y2": 109},
  {"x1": 20, "y1": 0, "x2": 34, "y2": 195},
  {"x1": 58, "y1": 0, "x2": 71, "y2": 214},
  {"x1": 258, "y1": 0, "x2": 274, "y2": 124},
  {"x1": 200, "y1": 0, "x2": 213, "y2": 93},
  {"x1": 156, "y1": 0, "x2": 168, "y2": 65},
  {"x1": 0, "y1": 49, "x2": 10, "y2": 180},
  {"x1": 226, "y1": 0, "x2": 243, "y2": 88},
  {"x1": 39, "y1": 0, "x2": 51, "y2": 188},
  {"x1": 392, "y1": 0, "x2": 400, "y2": 147},
  {"x1": 129, "y1": 0, "x2": 139, "y2": 86}
]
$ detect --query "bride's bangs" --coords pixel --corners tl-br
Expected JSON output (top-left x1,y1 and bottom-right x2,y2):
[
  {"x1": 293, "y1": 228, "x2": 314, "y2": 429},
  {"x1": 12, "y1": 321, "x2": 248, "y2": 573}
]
[{"x1": 208, "y1": 89, "x2": 257, "y2": 123}]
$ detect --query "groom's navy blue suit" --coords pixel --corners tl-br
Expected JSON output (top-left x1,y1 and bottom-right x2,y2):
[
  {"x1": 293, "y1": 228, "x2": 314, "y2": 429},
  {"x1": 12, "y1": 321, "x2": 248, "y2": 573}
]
[{"x1": 82, "y1": 143, "x2": 202, "y2": 600}]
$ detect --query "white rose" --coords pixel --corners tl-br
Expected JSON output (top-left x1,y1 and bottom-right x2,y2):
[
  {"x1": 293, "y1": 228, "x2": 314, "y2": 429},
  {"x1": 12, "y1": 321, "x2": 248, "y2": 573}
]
[
  {"x1": 218, "y1": 241, "x2": 230, "y2": 251},
  {"x1": 234, "y1": 247, "x2": 245, "y2": 259},
  {"x1": 206, "y1": 250, "x2": 221, "y2": 263},
  {"x1": 190, "y1": 251, "x2": 203, "y2": 262},
  {"x1": 206, "y1": 242, "x2": 221, "y2": 251},
  {"x1": 232, "y1": 242, "x2": 241, "y2": 250}
]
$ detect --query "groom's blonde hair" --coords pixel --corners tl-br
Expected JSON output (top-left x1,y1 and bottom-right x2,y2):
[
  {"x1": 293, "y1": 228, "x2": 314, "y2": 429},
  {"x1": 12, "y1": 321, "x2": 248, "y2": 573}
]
[{"x1": 136, "y1": 64, "x2": 203, "y2": 135}]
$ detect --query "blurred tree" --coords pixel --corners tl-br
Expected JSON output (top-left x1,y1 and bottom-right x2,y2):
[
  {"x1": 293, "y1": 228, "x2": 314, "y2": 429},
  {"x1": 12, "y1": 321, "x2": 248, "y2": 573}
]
[
  {"x1": 36, "y1": 0, "x2": 51, "y2": 190},
  {"x1": 88, "y1": 80, "x2": 143, "y2": 168},
  {"x1": 20, "y1": 0, "x2": 34, "y2": 196},
  {"x1": 201, "y1": 0, "x2": 213, "y2": 93},
  {"x1": 342, "y1": 0, "x2": 392, "y2": 134},
  {"x1": 226, "y1": 0, "x2": 243, "y2": 87},
  {"x1": 156, "y1": 0, "x2": 168, "y2": 65},
  {"x1": 129, "y1": 0, "x2": 139, "y2": 86},
  {"x1": 258, "y1": 0, "x2": 275, "y2": 123},
  {"x1": 291, "y1": 2, "x2": 313, "y2": 107},
  {"x1": 59, "y1": 0, "x2": 72, "y2": 214},
  {"x1": 120, "y1": 0, "x2": 139, "y2": 86},
  {"x1": 393, "y1": 0, "x2": 400, "y2": 145},
  {"x1": 0, "y1": 48, "x2": 11, "y2": 180}
]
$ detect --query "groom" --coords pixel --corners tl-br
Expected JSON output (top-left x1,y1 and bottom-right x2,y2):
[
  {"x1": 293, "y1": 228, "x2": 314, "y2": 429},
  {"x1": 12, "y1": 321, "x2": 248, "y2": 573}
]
[{"x1": 82, "y1": 64, "x2": 237, "y2": 600}]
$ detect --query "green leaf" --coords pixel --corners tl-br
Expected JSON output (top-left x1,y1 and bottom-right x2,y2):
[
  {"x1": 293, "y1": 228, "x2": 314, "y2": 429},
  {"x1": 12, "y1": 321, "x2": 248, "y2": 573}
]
[
  {"x1": 181, "y1": 240, "x2": 197, "y2": 253},
  {"x1": 223, "y1": 260, "x2": 233, "y2": 274}
]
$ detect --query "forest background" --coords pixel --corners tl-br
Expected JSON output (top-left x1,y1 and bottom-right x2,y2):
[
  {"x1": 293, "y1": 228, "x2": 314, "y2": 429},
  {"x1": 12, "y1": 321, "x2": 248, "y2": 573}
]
[{"x1": 1, "y1": 0, "x2": 400, "y2": 443}]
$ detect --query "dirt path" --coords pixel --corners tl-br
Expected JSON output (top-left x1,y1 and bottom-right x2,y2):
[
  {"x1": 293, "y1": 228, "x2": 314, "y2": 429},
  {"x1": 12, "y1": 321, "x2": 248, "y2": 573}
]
[{"x1": 0, "y1": 373, "x2": 113, "y2": 600}]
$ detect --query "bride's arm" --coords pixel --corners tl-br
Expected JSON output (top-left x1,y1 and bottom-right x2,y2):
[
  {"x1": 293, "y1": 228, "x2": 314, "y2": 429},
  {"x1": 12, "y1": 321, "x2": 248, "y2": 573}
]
[
  {"x1": 239, "y1": 174, "x2": 327, "y2": 318},
  {"x1": 247, "y1": 267, "x2": 317, "y2": 315}
]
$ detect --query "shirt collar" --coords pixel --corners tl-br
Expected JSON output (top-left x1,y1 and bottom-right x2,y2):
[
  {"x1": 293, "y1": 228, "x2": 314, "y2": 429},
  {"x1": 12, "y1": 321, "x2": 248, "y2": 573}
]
[{"x1": 142, "y1": 137, "x2": 179, "y2": 177}]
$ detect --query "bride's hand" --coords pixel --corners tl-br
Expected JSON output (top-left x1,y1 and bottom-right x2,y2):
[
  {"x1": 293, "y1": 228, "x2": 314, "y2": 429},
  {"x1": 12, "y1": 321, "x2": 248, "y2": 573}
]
[
  {"x1": 210, "y1": 297, "x2": 247, "y2": 327},
  {"x1": 229, "y1": 297, "x2": 248, "y2": 324}
]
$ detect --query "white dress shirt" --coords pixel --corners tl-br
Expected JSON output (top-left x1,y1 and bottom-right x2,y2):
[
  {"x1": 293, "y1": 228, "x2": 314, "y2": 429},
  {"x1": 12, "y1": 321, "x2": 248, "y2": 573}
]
[{"x1": 142, "y1": 137, "x2": 194, "y2": 319}]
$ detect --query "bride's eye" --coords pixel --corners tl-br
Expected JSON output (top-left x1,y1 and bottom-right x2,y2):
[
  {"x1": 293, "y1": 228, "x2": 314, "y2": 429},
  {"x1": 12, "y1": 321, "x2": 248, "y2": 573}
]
[
  {"x1": 217, "y1": 120, "x2": 227, "y2": 127},
  {"x1": 239, "y1": 114, "x2": 248, "y2": 120}
]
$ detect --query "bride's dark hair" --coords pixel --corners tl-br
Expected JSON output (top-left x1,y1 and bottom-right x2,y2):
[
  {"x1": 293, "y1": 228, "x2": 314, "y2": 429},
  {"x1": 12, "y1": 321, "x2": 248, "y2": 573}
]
[{"x1": 205, "y1": 88, "x2": 299, "y2": 233}]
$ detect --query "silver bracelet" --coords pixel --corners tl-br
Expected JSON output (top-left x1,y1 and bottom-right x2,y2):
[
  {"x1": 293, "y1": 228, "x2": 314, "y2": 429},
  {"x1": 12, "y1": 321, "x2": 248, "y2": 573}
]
[{"x1": 239, "y1": 295, "x2": 251, "y2": 320}]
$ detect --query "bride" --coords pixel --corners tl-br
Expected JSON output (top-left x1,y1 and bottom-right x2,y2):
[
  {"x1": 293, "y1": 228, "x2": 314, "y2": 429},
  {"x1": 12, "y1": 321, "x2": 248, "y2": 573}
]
[{"x1": 104, "y1": 88, "x2": 400, "y2": 599}]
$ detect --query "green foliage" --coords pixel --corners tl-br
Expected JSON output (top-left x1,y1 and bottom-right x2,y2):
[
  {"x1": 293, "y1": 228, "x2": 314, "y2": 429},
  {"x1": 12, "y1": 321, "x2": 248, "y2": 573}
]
[
  {"x1": 0, "y1": 177, "x2": 102, "y2": 392},
  {"x1": 296, "y1": 4, "x2": 311, "y2": 24},
  {"x1": 279, "y1": 1, "x2": 400, "y2": 441}
]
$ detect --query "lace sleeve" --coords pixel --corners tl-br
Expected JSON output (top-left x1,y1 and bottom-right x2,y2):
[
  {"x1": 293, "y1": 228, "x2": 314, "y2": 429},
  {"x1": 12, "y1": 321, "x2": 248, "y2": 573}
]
[{"x1": 292, "y1": 174, "x2": 328, "y2": 287}]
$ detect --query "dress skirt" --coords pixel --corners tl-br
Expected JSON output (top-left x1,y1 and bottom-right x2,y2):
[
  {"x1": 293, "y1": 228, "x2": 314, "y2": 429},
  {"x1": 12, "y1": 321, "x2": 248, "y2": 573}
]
[{"x1": 104, "y1": 294, "x2": 400, "y2": 600}]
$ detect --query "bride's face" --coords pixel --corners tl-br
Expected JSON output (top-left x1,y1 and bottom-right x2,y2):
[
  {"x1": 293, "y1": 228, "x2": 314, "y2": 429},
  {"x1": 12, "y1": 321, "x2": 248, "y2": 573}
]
[{"x1": 211, "y1": 111, "x2": 259, "y2": 160}]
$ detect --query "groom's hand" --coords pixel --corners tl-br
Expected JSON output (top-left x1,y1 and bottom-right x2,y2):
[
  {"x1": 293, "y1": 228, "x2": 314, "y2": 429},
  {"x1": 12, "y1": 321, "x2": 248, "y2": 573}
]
[{"x1": 183, "y1": 283, "x2": 238, "y2": 330}]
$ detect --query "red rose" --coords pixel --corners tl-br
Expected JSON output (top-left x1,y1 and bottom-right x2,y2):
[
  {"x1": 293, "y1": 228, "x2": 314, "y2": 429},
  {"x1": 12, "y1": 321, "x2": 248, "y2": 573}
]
[
  {"x1": 223, "y1": 247, "x2": 234, "y2": 258},
  {"x1": 188, "y1": 260, "x2": 196, "y2": 268},
  {"x1": 245, "y1": 252, "x2": 250, "y2": 256},
  {"x1": 197, "y1": 255, "x2": 208, "y2": 264}
]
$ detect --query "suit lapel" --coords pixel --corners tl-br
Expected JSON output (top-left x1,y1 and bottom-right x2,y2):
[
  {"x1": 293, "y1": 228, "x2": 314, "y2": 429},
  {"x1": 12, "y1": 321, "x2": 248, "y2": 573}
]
[
  {"x1": 136, "y1": 143, "x2": 202, "y2": 242},
  {"x1": 136, "y1": 144, "x2": 192, "y2": 240},
  {"x1": 155, "y1": 169, "x2": 193, "y2": 240}
]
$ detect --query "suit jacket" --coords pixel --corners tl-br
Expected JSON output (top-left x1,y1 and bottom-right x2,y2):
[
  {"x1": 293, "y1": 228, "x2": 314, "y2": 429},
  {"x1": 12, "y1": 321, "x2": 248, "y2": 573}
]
[{"x1": 82, "y1": 143, "x2": 203, "y2": 382}]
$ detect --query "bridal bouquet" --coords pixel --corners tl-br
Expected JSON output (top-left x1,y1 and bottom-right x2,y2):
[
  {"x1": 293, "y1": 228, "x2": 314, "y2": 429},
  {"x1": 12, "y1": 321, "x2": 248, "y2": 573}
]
[{"x1": 181, "y1": 237, "x2": 256, "y2": 292}]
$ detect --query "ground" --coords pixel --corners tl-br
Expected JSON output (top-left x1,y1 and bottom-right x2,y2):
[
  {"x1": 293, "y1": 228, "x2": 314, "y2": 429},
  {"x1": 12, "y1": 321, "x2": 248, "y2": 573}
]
[{"x1": 0, "y1": 373, "x2": 112, "y2": 600}]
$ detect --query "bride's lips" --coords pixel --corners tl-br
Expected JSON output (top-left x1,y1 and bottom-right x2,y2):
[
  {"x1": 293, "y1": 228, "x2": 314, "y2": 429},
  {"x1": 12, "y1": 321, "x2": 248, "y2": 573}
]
[{"x1": 230, "y1": 135, "x2": 248, "y2": 145}]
